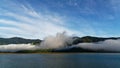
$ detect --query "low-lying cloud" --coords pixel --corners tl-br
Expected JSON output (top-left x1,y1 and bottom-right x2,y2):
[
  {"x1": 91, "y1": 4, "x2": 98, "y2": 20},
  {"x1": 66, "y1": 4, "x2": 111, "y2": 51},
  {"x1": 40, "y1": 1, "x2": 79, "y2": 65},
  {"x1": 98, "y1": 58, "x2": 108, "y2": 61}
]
[
  {"x1": 39, "y1": 32, "x2": 73, "y2": 49},
  {"x1": 75, "y1": 39, "x2": 120, "y2": 52},
  {"x1": 0, "y1": 44, "x2": 36, "y2": 52},
  {"x1": 1, "y1": 32, "x2": 120, "y2": 52},
  {"x1": 0, "y1": 32, "x2": 73, "y2": 52}
]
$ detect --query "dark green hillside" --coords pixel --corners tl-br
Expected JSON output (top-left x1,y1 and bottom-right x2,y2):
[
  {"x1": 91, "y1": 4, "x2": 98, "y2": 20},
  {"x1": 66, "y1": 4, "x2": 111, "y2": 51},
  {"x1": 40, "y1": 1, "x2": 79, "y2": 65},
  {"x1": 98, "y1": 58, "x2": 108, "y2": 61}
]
[
  {"x1": 72, "y1": 36, "x2": 120, "y2": 45},
  {"x1": 0, "y1": 36, "x2": 119, "y2": 45},
  {"x1": 0, "y1": 37, "x2": 41, "y2": 45}
]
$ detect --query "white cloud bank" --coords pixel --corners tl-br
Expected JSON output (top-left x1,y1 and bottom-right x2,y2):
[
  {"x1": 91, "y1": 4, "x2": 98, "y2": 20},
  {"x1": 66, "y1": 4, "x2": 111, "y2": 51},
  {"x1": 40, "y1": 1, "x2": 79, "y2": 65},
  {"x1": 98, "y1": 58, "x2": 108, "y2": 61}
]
[
  {"x1": 0, "y1": 32, "x2": 73, "y2": 52},
  {"x1": 1, "y1": 32, "x2": 120, "y2": 52},
  {"x1": 75, "y1": 39, "x2": 120, "y2": 52},
  {"x1": 0, "y1": 44, "x2": 36, "y2": 52}
]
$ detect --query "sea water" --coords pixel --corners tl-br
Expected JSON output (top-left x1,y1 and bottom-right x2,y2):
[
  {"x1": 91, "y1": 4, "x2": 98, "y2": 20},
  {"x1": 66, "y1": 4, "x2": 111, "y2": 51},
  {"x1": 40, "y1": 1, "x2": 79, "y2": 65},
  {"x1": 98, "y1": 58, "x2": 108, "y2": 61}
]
[{"x1": 0, "y1": 53, "x2": 120, "y2": 68}]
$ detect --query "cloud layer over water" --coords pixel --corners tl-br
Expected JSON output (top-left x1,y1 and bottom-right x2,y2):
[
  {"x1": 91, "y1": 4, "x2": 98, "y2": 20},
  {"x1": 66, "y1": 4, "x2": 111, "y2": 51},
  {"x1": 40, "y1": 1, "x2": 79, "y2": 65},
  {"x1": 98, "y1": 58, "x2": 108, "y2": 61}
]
[
  {"x1": 0, "y1": 32, "x2": 120, "y2": 52},
  {"x1": 76, "y1": 39, "x2": 120, "y2": 52}
]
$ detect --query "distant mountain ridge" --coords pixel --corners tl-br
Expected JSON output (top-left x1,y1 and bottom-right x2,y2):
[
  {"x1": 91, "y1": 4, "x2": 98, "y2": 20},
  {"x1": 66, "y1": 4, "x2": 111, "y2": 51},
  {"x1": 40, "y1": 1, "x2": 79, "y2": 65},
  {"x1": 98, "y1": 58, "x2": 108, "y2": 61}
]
[
  {"x1": 0, "y1": 36, "x2": 120, "y2": 53},
  {"x1": 0, "y1": 36, "x2": 120, "y2": 45},
  {"x1": 72, "y1": 36, "x2": 120, "y2": 45},
  {"x1": 0, "y1": 37, "x2": 41, "y2": 45}
]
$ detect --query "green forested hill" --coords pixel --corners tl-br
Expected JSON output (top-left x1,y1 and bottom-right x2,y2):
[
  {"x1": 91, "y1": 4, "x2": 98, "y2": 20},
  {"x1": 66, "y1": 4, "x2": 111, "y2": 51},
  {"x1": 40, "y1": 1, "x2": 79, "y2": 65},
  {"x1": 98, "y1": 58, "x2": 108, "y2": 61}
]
[
  {"x1": 72, "y1": 36, "x2": 119, "y2": 45},
  {"x1": 0, "y1": 36, "x2": 119, "y2": 45},
  {"x1": 0, "y1": 37, "x2": 41, "y2": 45}
]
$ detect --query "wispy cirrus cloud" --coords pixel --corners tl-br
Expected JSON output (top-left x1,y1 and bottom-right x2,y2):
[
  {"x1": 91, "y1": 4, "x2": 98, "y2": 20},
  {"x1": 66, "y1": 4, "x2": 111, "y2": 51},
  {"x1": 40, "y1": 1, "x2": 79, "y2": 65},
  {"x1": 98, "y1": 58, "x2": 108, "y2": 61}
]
[
  {"x1": 0, "y1": 0, "x2": 83, "y2": 39},
  {"x1": 1, "y1": 0, "x2": 119, "y2": 39}
]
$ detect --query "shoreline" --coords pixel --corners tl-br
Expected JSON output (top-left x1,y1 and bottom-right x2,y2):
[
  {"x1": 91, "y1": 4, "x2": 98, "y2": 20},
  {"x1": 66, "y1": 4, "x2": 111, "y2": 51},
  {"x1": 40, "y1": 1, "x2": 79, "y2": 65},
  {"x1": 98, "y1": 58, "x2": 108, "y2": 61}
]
[{"x1": 0, "y1": 52, "x2": 120, "y2": 54}]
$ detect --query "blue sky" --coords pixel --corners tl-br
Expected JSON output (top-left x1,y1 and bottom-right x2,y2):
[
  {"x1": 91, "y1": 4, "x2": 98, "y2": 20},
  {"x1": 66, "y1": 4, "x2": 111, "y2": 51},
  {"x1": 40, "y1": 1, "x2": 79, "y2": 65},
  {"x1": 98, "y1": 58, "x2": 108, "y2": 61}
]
[{"x1": 0, "y1": 0, "x2": 120, "y2": 39}]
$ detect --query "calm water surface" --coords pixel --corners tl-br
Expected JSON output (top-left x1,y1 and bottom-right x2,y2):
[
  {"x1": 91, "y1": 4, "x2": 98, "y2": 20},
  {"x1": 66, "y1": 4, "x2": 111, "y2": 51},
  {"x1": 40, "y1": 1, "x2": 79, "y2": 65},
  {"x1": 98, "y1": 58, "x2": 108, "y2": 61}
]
[{"x1": 0, "y1": 53, "x2": 120, "y2": 68}]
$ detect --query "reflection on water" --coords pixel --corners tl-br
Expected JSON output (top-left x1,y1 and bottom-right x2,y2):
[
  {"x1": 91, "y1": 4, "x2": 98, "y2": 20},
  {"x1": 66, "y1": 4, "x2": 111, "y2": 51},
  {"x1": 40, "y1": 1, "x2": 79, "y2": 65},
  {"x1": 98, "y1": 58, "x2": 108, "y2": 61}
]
[{"x1": 0, "y1": 53, "x2": 120, "y2": 68}]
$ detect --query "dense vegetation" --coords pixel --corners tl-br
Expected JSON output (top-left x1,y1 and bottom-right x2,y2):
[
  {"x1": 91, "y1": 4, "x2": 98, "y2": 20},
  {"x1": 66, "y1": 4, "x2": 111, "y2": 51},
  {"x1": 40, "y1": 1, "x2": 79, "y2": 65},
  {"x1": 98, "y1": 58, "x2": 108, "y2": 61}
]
[{"x1": 15, "y1": 49, "x2": 53, "y2": 53}]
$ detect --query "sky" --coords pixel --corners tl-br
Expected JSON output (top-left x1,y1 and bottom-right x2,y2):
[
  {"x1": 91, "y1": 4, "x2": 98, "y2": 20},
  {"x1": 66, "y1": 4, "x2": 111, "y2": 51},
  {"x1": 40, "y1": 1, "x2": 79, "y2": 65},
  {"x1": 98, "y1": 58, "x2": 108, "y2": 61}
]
[{"x1": 0, "y1": 0, "x2": 120, "y2": 39}]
